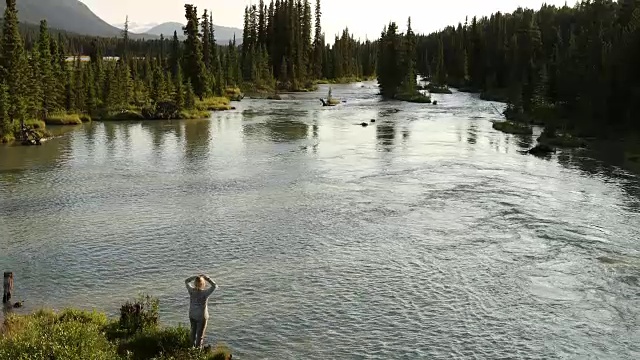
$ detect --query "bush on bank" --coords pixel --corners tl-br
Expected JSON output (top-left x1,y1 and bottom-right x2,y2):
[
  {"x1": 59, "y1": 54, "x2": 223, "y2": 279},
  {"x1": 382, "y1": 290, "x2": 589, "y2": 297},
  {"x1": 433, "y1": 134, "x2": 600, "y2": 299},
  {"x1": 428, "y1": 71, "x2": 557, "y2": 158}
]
[{"x1": 0, "y1": 295, "x2": 232, "y2": 360}]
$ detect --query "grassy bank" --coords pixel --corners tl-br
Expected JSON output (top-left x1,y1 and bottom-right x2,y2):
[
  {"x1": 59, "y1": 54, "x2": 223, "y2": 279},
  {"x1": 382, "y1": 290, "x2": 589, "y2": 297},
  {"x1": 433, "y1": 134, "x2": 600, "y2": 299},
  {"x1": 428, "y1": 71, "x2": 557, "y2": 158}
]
[
  {"x1": 395, "y1": 91, "x2": 432, "y2": 103},
  {"x1": 45, "y1": 113, "x2": 87, "y2": 125},
  {"x1": 0, "y1": 295, "x2": 232, "y2": 360},
  {"x1": 195, "y1": 97, "x2": 234, "y2": 112},
  {"x1": 0, "y1": 119, "x2": 51, "y2": 143},
  {"x1": 314, "y1": 76, "x2": 377, "y2": 85},
  {"x1": 95, "y1": 97, "x2": 234, "y2": 122},
  {"x1": 492, "y1": 120, "x2": 533, "y2": 135}
]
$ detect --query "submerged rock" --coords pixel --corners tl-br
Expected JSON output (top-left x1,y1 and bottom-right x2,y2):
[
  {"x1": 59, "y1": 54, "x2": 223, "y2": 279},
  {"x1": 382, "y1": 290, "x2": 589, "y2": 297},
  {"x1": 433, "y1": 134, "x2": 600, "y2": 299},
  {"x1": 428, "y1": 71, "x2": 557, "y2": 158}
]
[{"x1": 527, "y1": 143, "x2": 556, "y2": 156}]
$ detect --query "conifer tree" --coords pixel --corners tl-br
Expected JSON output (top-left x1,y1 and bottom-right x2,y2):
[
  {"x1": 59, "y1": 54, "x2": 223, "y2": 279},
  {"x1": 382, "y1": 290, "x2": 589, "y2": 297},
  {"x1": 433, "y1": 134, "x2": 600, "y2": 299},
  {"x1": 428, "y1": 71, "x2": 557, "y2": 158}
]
[
  {"x1": 169, "y1": 31, "x2": 181, "y2": 77},
  {"x1": 38, "y1": 20, "x2": 56, "y2": 117},
  {"x1": 313, "y1": 0, "x2": 323, "y2": 79},
  {"x1": 1, "y1": 0, "x2": 27, "y2": 123},
  {"x1": 404, "y1": 17, "x2": 417, "y2": 92},
  {"x1": 174, "y1": 65, "x2": 185, "y2": 110},
  {"x1": 202, "y1": 10, "x2": 212, "y2": 70},
  {"x1": 185, "y1": 79, "x2": 196, "y2": 109},
  {"x1": 0, "y1": 83, "x2": 9, "y2": 139},
  {"x1": 183, "y1": 5, "x2": 209, "y2": 98}
]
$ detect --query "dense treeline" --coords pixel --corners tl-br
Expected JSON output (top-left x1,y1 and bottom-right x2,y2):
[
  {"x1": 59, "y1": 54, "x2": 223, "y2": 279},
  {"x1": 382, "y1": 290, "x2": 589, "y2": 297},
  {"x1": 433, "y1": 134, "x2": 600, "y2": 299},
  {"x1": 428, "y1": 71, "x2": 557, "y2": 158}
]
[
  {"x1": 0, "y1": 0, "x2": 383, "y2": 142},
  {"x1": 239, "y1": 0, "x2": 377, "y2": 91},
  {"x1": 0, "y1": 0, "x2": 242, "y2": 142},
  {"x1": 417, "y1": 0, "x2": 640, "y2": 135}
]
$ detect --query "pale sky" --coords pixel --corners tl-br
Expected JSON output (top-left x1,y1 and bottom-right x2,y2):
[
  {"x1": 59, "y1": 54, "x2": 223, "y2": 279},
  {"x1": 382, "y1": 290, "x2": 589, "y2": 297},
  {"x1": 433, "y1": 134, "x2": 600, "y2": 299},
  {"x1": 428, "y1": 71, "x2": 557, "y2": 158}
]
[{"x1": 80, "y1": 0, "x2": 571, "y2": 38}]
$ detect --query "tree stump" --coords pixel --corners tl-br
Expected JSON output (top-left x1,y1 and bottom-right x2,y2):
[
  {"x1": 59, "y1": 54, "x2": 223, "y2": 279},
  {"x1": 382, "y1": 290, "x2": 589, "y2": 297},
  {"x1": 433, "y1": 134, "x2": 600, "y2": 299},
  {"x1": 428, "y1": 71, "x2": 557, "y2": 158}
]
[{"x1": 3, "y1": 272, "x2": 13, "y2": 304}]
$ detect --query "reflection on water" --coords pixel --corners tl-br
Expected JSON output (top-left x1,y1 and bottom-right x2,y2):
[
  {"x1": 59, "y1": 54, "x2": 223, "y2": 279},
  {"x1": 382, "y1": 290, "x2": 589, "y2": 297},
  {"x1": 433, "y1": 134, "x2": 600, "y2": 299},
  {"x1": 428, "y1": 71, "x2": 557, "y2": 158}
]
[
  {"x1": 467, "y1": 121, "x2": 478, "y2": 145},
  {"x1": 1, "y1": 83, "x2": 639, "y2": 360},
  {"x1": 376, "y1": 122, "x2": 396, "y2": 150}
]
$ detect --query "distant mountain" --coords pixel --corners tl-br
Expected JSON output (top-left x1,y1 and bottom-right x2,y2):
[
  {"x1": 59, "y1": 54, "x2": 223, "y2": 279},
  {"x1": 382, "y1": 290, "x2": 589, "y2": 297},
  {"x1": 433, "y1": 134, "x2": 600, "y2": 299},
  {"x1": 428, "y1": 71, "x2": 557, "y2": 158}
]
[
  {"x1": 145, "y1": 22, "x2": 243, "y2": 44},
  {"x1": 145, "y1": 22, "x2": 185, "y2": 37},
  {"x1": 112, "y1": 21, "x2": 159, "y2": 35},
  {"x1": 0, "y1": 0, "x2": 155, "y2": 39}
]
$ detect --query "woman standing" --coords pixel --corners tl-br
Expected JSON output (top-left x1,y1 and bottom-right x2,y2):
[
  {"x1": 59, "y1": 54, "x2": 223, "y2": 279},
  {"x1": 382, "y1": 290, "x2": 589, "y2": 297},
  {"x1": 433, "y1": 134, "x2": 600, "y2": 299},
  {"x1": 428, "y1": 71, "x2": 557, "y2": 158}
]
[{"x1": 185, "y1": 274, "x2": 218, "y2": 348}]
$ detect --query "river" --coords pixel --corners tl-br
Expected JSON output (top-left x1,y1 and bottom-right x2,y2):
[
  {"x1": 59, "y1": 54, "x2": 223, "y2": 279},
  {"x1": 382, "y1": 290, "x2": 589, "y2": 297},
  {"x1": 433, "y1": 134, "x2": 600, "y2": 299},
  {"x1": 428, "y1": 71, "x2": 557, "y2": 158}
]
[{"x1": 1, "y1": 82, "x2": 639, "y2": 359}]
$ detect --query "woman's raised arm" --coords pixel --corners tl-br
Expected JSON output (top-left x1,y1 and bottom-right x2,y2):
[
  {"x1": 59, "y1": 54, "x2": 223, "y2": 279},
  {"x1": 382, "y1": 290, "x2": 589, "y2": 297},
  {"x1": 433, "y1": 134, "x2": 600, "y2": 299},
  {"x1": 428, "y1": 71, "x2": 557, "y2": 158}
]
[
  {"x1": 203, "y1": 275, "x2": 218, "y2": 295},
  {"x1": 185, "y1": 275, "x2": 198, "y2": 291}
]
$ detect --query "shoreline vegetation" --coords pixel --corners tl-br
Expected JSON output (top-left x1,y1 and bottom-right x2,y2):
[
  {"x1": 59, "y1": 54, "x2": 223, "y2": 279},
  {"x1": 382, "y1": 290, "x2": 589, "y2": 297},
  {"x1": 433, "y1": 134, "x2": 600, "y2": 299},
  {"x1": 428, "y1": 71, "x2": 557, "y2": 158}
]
[
  {"x1": 413, "y1": 2, "x2": 640, "y2": 151},
  {"x1": 0, "y1": 295, "x2": 232, "y2": 360},
  {"x1": 1, "y1": 0, "x2": 381, "y2": 144}
]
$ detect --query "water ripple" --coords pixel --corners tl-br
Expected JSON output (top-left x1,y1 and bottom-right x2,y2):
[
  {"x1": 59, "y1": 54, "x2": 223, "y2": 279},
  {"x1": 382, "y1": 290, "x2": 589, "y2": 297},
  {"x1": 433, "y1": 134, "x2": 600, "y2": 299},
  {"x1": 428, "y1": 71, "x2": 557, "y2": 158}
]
[{"x1": 1, "y1": 82, "x2": 639, "y2": 359}]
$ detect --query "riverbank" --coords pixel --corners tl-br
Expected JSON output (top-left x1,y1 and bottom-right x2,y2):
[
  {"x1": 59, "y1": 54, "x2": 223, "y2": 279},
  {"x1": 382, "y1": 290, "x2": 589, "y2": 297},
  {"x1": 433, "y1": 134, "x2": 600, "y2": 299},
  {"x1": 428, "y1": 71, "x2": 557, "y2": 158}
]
[
  {"x1": 0, "y1": 96, "x2": 236, "y2": 145},
  {"x1": 0, "y1": 295, "x2": 232, "y2": 360}
]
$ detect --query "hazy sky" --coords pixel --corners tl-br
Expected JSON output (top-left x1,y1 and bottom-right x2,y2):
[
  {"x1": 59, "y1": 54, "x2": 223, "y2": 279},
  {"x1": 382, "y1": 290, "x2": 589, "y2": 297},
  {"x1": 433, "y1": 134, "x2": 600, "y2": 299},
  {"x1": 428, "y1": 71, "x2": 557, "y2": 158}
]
[{"x1": 80, "y1": 0, "x2": 571, "y2": 38}]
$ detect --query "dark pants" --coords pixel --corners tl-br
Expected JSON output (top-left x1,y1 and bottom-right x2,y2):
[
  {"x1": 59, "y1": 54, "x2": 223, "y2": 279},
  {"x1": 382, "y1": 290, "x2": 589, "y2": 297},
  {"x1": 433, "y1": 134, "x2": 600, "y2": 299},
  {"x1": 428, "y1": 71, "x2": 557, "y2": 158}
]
[{"x1": 190, "y1": 318, "x2": 208, "y2": 348}]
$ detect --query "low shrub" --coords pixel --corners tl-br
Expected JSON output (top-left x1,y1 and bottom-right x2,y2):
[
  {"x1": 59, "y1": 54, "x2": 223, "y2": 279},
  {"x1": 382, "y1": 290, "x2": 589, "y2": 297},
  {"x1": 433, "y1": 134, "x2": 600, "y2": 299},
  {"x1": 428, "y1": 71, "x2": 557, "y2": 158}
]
[
  {"x1": 119, "y1": 294, "x2": 159, "y2": 335},
  {"x1": 118, "y1": 327, "x2": 190, "y2": 360},
  {"x1": 0, "y1": 309, "x2": 118, "y2": 360}
]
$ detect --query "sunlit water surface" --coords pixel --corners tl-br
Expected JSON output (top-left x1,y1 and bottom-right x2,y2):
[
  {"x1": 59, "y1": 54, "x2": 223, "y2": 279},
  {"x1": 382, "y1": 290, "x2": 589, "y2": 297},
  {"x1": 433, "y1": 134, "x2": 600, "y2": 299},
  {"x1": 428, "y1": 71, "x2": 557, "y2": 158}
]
[{"x1": 1, "y1": 83, "x2": 639, "y2": 359}]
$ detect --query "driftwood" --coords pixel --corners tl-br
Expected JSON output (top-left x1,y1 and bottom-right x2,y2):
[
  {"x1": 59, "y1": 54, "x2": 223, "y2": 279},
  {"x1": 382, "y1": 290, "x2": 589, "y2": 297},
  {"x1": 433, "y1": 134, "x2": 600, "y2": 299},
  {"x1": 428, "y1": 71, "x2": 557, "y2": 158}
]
[
  {"x1": 3, "y1": 272, "x2": 13, "y2": 304},
  {"x1": 21, "y1": 126, "x2": 42, "y2": 146}
]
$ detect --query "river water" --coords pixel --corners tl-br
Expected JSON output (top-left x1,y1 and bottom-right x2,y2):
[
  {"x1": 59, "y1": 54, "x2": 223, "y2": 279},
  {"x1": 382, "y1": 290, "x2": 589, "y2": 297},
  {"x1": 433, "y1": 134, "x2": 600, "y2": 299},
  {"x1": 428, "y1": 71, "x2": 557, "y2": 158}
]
[{"x1": 1, "y1": 82, "x2": 639, "y2": 359}]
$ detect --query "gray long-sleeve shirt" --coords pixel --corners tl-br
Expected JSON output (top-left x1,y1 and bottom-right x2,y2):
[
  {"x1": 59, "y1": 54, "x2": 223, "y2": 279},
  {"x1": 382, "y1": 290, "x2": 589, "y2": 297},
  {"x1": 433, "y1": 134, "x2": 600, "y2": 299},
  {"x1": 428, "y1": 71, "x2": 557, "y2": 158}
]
[{"x1": 185, "y1": 275, "x2": 217, "y2": 320}]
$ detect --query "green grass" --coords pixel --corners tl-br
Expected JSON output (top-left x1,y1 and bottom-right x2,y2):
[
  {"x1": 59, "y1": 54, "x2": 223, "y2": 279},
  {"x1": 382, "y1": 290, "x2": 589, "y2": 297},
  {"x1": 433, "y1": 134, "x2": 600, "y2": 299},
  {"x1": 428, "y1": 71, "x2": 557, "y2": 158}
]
[
  {"x1": 24, "y1": 119, "x2": 46, "y2": 129},
  {"x1": 0, "y1": 296, "x2": 232, "y2": 360},
  {"x1": 179, "y1": 110, "x2": 211, "y2": 119},
  {"x1": 196, "y1": 97, "x2": 233, "y2": 111},
  {"x1": 0, "y1": 132, "x2": 15, "y2": 143},
  {"x1": 45, "y1": 113, "x2": 83, "y2": 125},
  {"x1": 79, "y1": 114, "x2": 92, "y2": 123},
  {"x1": 492, "y1": 121, "x2": 533, "y2": 135},
  {"x1": 395, "y1": 91, "x2": 432, "y2": 103}
]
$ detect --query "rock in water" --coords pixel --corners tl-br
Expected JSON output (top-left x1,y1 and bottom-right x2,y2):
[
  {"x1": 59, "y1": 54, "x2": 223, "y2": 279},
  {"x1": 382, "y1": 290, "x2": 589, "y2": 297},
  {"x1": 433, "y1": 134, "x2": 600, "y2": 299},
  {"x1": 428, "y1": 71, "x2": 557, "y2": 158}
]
[
  {"x1": 528, "y1": 144, "x2": 556, "y2": 156},
  {"x1": 433, "y1": 101, "x2": 438, "y2": 105},
  {"x1": 360, "y1": 122, "x2": 369, "y2": 127},
  {"x1": 370, "y1": 119, "x2": 376, "y2": 123}
]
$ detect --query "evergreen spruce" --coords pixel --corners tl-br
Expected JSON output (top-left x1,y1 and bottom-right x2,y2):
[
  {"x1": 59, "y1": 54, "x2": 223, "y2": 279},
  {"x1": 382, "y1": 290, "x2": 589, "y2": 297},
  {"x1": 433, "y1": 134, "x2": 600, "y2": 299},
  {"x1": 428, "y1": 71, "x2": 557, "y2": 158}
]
[
  {"x1": 1, "y1": 0, "x2": 27, "y2": 123},
  {"x1": 183, "y1": 5, "x2": 209, "y2": 98}
]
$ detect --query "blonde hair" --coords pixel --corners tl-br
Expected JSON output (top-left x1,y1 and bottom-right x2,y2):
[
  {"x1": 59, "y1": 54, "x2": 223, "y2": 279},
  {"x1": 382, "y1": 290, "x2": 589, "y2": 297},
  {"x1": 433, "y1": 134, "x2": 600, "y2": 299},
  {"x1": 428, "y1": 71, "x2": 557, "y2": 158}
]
[{"x1": 194, "y1": 276, "x2": 206, "y2": 290}]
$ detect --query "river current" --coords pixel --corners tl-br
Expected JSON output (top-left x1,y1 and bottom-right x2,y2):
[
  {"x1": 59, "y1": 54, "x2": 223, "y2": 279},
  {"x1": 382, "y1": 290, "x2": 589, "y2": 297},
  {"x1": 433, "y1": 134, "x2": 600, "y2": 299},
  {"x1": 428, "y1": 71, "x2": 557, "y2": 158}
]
[{"x1": 1, "y1": 82, "x2": 639, "y2": 359}]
